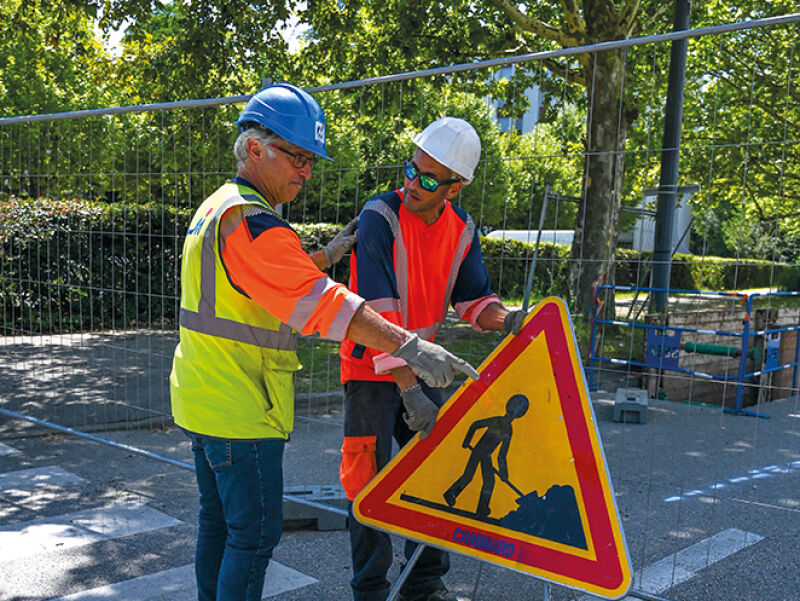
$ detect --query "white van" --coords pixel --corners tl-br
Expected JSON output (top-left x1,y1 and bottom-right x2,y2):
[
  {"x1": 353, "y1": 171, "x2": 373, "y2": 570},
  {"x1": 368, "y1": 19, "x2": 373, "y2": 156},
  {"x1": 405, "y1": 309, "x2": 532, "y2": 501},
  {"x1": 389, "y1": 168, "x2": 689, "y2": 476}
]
[{"x1": 485, "y1": 230, "x2": 575, "y2": 246}]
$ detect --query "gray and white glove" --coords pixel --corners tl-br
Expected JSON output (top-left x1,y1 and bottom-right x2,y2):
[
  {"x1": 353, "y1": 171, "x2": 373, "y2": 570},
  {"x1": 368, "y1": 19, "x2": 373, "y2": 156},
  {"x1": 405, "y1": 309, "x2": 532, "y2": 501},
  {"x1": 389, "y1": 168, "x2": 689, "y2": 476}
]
[
  {"x1": 400, "y1": 384, "x2": 439, "y2": 440},
  {"x1": 392, "y1": 334, "x2": 480, "y2": 388},
  {"x1": 503, "y1": 309, "x2": 527, "y2": 335},
  {"x1": 322, "y1": 217, "x2": 358, "y2": 267}
]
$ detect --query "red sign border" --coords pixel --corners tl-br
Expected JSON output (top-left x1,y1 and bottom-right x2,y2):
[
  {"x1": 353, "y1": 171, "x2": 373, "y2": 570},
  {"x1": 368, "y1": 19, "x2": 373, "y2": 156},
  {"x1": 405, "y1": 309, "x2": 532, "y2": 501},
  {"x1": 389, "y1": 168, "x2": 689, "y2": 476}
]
[{"x1": 354, "y1": 297, "x2": 631, "y2": 597}]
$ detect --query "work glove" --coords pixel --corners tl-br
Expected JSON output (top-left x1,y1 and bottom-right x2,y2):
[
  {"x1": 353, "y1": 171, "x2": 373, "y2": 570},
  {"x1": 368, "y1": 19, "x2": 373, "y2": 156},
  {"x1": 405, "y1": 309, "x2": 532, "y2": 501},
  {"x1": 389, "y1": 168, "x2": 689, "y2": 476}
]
[
  {"x1": 503, "y1": 309, "x2": 527, "y2": 335},
  {"x1": 400, "y1": 384, "x2": 439, "y2": 440},
  {"x1": 322, "y1": 217, "x2": 358, "y2": 267},
  {"x1": 392, "y1": 334, "x2": 480, "y2": 388}
]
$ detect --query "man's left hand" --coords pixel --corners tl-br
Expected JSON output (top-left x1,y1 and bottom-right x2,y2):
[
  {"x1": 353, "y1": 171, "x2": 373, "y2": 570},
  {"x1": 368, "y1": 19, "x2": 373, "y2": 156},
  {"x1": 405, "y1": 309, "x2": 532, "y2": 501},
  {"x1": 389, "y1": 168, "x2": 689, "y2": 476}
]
[
  {"x1": 503, "y1": 309, "x2": 527, "y2": 335},
  {"x1": 322, "y1": 217, "x2": 358, "y2": 267},
  {"x1": 400, "y1": 384, "x2": 439, "y2": 440}
]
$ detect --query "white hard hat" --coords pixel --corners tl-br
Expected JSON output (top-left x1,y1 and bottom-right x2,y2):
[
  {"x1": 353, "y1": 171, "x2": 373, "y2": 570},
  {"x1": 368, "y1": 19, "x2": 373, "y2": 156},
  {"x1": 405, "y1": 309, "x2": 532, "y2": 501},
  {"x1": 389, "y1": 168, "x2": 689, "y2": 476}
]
[{"x1": 412, "y1": 117, "x2": 481, "y2": 183}]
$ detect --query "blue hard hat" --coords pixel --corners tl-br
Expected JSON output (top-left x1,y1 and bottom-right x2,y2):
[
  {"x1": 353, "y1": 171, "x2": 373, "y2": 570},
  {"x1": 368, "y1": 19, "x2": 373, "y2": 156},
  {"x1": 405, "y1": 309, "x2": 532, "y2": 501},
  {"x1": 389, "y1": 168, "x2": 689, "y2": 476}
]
[{"x1": 236, "y1": 82, "x2": 332, "y2": 161}]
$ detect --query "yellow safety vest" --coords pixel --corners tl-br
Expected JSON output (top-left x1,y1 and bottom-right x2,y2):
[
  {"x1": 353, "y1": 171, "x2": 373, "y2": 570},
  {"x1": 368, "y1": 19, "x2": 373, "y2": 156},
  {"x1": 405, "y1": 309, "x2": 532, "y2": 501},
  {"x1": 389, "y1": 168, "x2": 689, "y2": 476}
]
[{"x1": 170, "y1": 182, "x2": 301, "y2": 439}]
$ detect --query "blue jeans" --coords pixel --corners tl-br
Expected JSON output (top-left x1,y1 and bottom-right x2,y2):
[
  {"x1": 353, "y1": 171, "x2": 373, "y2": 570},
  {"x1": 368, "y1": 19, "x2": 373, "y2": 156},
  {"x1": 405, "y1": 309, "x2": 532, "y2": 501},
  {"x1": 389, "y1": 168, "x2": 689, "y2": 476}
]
[
  {"x1": 344, "y1": 380, "x2": 449, "y2": 601},
  {"x1": 188, "y1": 433, "x2": 285, "y2": 601}
]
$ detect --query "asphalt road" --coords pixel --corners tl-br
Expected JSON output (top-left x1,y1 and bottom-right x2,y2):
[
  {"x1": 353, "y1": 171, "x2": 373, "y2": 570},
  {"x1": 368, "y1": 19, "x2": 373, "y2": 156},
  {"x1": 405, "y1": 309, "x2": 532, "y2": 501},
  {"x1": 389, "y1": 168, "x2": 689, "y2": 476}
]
[{"x1": 0, "y1": 392, "x2": 798, "y2": 601}]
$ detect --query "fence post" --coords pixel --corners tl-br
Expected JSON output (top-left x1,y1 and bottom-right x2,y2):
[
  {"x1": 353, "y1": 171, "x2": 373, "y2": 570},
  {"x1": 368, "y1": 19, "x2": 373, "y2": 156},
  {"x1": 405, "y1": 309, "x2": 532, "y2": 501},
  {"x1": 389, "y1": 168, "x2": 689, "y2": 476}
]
[
  {"x1": 651, "y1": 0, "x2": 691, "y2": 312},
  {"x1": 522, "y1": 184, "x2": 550, "y2": 312},
  {"x1": 793, "y1": 309, "x2": 800, "y2": 391},
  {"x1": 733, "y1": 294, "x2": 753, "y2": 414},
  {"x1": 588, "y1": 284, "x2": 601, "y2": 390}
]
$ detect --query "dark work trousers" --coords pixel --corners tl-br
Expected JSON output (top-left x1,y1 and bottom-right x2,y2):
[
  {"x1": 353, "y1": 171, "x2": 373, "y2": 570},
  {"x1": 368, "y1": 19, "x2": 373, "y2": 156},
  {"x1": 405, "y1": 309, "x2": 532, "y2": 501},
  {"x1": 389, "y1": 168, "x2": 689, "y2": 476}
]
[{"x1": 343, "y1": 379, "x2": 449, "y2": 601}]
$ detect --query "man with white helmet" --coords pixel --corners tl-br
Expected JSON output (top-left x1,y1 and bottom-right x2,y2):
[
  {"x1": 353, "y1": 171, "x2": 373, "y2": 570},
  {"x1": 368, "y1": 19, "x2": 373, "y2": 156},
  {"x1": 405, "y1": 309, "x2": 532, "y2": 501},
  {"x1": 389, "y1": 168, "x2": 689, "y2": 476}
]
[
  {"x1": 170, "y1": 87, "x2": 479, "y2": 601},
  {"x1": 338, "y1": 117, "x2": 526, "y2": 601}
]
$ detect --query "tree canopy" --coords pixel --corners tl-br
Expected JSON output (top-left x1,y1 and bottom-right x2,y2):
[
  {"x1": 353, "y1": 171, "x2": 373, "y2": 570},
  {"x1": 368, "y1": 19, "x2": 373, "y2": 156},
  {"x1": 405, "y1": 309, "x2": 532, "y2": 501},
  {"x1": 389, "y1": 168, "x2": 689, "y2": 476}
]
[
  {"x1": 0, "y1": 0, "x2": 116, "y2": 116},
  {"x1": 2, "y1": 0, "x2": 799, "y2": 313}
]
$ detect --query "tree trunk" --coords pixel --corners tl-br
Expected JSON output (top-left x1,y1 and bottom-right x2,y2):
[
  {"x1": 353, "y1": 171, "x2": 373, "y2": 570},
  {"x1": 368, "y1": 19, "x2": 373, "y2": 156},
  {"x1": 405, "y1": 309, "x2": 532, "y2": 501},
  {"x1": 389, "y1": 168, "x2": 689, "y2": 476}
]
[{"x1": 570, "y1": 48, "x2": 631, "y2": 321}]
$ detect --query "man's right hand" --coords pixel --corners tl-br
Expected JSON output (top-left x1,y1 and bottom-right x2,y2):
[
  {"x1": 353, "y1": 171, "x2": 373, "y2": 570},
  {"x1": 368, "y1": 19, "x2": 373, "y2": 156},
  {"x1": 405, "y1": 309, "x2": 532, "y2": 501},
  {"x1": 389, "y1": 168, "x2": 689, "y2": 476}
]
[
  {"x1": 391, "y1": 334, "x2": 480, "y2": 388},
  {"x1": 503, "y1": 309, "x2": 527, "y2": 335},
  {"x1": 322, "y1": 217, "x2": 358, "y2": 267},
  {"x1": 400, "y1": 384, "x2": 439, "y2": 439}
]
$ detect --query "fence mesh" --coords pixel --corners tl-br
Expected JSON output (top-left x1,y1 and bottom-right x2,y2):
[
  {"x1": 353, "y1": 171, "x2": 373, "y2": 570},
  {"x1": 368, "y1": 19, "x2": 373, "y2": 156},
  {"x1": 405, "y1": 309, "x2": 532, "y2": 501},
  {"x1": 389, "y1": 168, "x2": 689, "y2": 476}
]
[{"x1": 1, "y1": 15, "x2": 800, "y2": 601}]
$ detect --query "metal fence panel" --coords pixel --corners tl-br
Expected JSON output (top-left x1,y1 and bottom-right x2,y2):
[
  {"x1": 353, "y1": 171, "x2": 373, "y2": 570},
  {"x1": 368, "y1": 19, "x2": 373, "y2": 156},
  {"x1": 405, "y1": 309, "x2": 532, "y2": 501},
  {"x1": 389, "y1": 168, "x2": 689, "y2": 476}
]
[{"x1": 1, "y1": 14, "x2": 800, "y2": 601}]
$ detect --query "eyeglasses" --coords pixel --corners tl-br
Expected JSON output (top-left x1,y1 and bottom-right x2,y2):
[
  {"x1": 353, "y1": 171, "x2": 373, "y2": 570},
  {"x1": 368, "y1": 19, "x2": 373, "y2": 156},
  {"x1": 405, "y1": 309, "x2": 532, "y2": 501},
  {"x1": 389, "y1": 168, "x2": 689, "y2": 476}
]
[
  {"x1": 271, "y1": 144, "x2": 318, "y2": 169},
  {"x1": 404, "y1": 160, "x2": 460, "y2": 192}
]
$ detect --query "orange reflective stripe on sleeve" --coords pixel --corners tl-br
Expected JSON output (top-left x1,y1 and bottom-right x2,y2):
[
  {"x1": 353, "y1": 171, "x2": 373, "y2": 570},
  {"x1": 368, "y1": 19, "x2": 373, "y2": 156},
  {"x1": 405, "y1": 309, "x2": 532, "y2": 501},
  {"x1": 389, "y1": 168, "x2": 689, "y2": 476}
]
[
  {"x1": 339, "y1": 435, "x2": 378, "y2": 501},
  {"x1": 221, "y1": 213, "x2": 363, "y2": 341}
]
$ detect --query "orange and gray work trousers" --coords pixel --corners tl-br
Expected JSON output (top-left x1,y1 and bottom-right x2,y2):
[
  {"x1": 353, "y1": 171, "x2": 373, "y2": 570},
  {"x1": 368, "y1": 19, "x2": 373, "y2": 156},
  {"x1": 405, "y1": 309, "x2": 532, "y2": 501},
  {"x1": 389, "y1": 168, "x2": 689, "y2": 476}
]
[{"x1": 340, "y1": 379, "x2": 449, "y2": 601}]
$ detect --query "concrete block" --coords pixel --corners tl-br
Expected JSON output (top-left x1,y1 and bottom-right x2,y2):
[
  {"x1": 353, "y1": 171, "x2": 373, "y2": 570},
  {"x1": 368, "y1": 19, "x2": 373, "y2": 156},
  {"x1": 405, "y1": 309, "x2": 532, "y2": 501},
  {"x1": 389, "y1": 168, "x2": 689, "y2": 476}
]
[
  {"x1": 283, "y1": 484, "x2": 348, "y2": 531},
  {"x1": 614, "y1": 387, "x2": 649, "y2": 424}
]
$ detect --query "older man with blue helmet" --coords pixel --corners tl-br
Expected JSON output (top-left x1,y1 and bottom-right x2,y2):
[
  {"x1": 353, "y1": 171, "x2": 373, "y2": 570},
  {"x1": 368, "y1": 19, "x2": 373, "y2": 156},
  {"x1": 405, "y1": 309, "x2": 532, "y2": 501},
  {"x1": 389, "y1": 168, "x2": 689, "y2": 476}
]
[{"x1": 170, "y1": 83, "x2": 479, "y2": 601}]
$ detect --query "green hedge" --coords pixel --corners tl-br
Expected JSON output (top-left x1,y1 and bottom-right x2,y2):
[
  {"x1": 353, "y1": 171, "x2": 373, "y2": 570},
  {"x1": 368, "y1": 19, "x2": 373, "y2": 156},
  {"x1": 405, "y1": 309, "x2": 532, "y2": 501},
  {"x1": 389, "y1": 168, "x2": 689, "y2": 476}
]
[
  {"x1": 0, "y1": 197, "x2": 353, "y2": 333},
  {"x1": 480, "y1": 236, "x2": 572, "y2": 301},
  {"x1": 481, "y1": 239, "x2": 800, "y2": 300},
  {"x1": 1, "y1": 197, "x2": 190, "y2": 332},
  {"x1": 2, "y1": 196, "x2": 799, "y2": 334}
]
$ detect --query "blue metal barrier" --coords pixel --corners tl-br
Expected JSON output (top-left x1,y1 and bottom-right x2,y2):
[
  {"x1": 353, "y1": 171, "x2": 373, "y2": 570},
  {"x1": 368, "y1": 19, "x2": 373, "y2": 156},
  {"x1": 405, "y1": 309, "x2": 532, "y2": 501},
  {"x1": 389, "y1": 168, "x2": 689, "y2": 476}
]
[{"x1": 588, "y1": 286, "x2": 800, "y2": 419}]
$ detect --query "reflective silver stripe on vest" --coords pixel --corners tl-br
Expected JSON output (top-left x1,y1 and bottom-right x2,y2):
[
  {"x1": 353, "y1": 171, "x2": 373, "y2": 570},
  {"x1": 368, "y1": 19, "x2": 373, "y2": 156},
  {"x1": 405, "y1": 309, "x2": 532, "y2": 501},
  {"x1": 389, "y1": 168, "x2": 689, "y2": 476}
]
[
  {"x1": 179, "y1": 193, "x2": 298, "y2": 350},
  {"x1": 365, "y1": 297, "x2": 401, "y2": 314},
  {"x1": 364, "y1": 197, "x2": 474, "y2": 336},
  {"x1": 363, "y1": 198, "x2": 400, "y2": 238},
  {"x1": 413, "y1": 323, "x2": 440, "y2": 341},
  {"x1": 439, "y1": 213, "x2": 475, "y2": 326},
  {"x1": 365, "y1": 299, "x2": 436, "y2": 340},
  {"x1": 364, "y1": 197, "x2": 409, "y2": 327},
  {"x1": 394, "y1": 229, "x2": 410, "y2": 328}
]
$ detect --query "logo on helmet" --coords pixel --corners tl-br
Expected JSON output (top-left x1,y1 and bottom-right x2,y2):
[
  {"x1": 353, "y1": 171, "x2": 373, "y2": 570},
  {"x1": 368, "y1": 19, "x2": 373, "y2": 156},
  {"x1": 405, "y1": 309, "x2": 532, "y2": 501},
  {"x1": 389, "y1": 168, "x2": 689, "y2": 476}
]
[{"x1": 315, "y1": 122, "x2": 325, "y2": 145}]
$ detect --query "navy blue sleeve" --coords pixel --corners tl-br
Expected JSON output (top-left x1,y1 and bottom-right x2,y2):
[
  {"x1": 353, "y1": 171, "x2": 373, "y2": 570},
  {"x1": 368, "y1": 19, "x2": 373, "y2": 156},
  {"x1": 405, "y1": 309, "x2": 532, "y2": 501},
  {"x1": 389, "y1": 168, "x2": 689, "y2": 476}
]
[
  {"x1": 244, "y1": 211, "x2": 293, "y2": 238},
  {"x1": 353, "y1": 200, "x2": 398, "y2": 300},
  {"x1": 451, "y1": 227, "x2": 494, "y2": 307}
]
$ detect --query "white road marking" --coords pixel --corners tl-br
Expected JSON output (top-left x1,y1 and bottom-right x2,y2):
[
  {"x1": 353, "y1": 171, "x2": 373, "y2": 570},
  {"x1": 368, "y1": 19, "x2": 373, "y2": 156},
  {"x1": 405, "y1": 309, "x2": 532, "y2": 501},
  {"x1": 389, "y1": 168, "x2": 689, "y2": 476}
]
[
  {"x1": 0, "y1": 466, "x2": 90, "y2": 519},
  {"x1": 0, "y1": 465, "x2": 87, "y2": 493},
  {"x1": 664, "y1": 460, "x2": 800, "y2": 502},
  {"x1": 0, "y1": 501, "x2": 182, "y2": 562},
  {"x1": 46, "y1": 561, "x2": 318, "y2": 600},
  {"x1": 579, "y1": 528, "x2": 763, "y2": 600},
  {"x1": 0, "y1": 442, "x2": 22, "y2": 456}
]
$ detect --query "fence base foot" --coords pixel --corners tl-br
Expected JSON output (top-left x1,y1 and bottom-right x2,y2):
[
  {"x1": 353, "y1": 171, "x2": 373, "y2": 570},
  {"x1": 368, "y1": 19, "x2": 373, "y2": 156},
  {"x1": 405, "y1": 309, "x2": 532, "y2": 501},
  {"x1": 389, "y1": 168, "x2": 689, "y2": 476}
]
[
  {"x1": 283, "y1": 484, "x2": 348, "y2": 530},
  {"x1": 723, "y1": 407, "x2": 770, "y2": 419}
]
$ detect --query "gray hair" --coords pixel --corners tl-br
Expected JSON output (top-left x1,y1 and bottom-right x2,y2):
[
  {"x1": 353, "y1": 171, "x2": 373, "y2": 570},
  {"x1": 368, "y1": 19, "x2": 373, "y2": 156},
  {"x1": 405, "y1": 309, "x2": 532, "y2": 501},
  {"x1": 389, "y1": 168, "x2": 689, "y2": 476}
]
[{"x1": 233, "y1": 127, "x2": 280, "y2": 168}]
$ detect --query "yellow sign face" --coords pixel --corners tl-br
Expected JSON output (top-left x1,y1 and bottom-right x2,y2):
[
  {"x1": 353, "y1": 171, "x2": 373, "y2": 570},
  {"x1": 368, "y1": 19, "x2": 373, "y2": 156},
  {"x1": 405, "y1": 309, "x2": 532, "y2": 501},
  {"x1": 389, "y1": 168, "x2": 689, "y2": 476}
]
[{"x1": 353, "y1": 297, "x2": 632, "y2": 599}]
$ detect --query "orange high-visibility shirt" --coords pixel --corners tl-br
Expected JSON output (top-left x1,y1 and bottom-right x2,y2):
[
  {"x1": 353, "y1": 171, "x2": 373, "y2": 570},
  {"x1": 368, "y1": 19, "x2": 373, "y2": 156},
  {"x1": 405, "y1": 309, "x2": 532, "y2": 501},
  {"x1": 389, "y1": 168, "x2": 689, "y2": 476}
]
[
  {"x1": 221, "y1": 179, "x2": 363, "y2": 341},
  {"x1": 339, "y1": 189, "x2": 502, "y2": 383}
]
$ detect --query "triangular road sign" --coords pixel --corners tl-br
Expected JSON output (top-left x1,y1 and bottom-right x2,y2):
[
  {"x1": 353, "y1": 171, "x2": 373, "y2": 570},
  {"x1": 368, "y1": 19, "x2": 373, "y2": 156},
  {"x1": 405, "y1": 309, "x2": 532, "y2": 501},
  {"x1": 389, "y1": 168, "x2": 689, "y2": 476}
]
[{"x1": 353, "y1": 296, "x2": 632, "y2": 599}]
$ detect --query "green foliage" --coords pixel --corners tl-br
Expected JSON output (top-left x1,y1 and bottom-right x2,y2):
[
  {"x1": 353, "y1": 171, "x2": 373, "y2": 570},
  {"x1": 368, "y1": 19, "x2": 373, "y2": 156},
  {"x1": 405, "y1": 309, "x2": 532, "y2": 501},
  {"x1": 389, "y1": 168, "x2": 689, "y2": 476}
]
[
  {"x1": 480, "y1": 236, "x2": 572, "y2": 301},
  {"x1": 625, "y1": 0, "x2": 800, "y2": 261},
  {"x1": 101, "y1": 0, "x2": 294, "y2": 101},
  {"x1": 281, "y1": 82, "x2": 583, "y2": 228},
  {"x1": 3, "y1": 196, "x2": 798, "y2": 335},
  {"x1": 297, "y1": 1, "x2": 516, "y2": 89},
  {"x1": 0, "y1": 1, "x2": 117, "y2": 117},
  {"x1": 3, "y1": 0, "x2": 800, "y2": 330},
  {"x1": 1, "y1": 196, "x2": 191, "y2": 333},
  {"x1": 774, "y1": 265, "x2": 800, "y2": 291},
  {"x1": 0, "y1": 196, "x2": 356, "y2": 333},
  {"x1": 669, "y1": 253, "x2": 787, "y2": 291}
]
